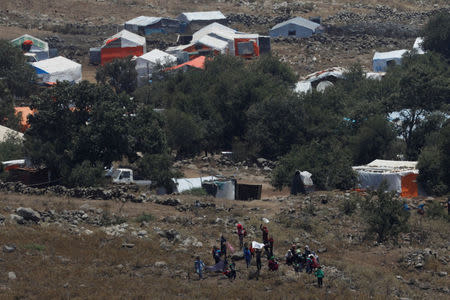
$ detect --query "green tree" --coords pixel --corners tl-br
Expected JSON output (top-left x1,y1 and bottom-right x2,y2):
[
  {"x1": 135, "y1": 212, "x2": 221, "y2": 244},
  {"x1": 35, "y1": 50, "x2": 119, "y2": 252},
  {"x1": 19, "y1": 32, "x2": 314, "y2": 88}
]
[
  {"x1": 422, "y1": 12, "x2": 450, "y2": 58},
  {"x1": 0, "y1": 134, "x2": 24, "y2": 162},
  {"x1": 96, "y1": 56, "x2": 137, "y2": 94},
  {"x1": 0, "y1": 40, "x2": 36, "y2": 129},
  {"x1": 25, "y1": 81, "x2": 134, "y2": 186},
  {"x1": 271, "y1": 139, "x2": 356, "y2": 190},
  {"x1": 384, "y1": 52, "x2": 450, "y2": 159},
  {"x1": 349, "y1": 115, "x2": 397, "y2": 165},
  {"x1": 137, "y1": 153, "x2": 180, "y2": 192},
  {"x1": 361, "y1": 185, "x2": 410, "y2": 243}
]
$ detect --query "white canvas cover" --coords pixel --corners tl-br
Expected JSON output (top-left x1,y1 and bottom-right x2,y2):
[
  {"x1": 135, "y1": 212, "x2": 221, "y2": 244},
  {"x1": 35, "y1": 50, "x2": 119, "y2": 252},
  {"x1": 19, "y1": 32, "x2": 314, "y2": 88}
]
[
  {"x1": 104, "y1": 30, "x2": 146, "y2": 49},
  {"x1": 136, "y1": 49, "x2": 177, "y2": 71},
  {"x1": 413, "y1": 37, "x2": 425, "y2": 54},
  {"x1": 302, "y1": 67, "x2": 347, "y2": 83},
  {"x1": 197, "y1": 35, "x2": 229, "y2": 53},
  {"x1": 178, "y1": 11, "x2": 226, "y2": 22},
  {"x1": 192, "y1": 22, "x2": 236, "y2": 42},
  {"x1": 294, "y1": 81, "x2": 312, "y2": 94},
  {"x1": 373, "y1": 49, "x2": 408, "y2": 72},
  {"x1": 172, "y1": 176, "x2": 217, "y2": 193},
  {"x1": 32, "y1": 56, "x2": 82, "y2": 83},
  {"x1": 252, "y1": 241, "x2": 265, "y2": 249},
  {"x1": 300, "y1": 171, "x2": 314, "y2": 186},
  {"x1": 0, "y1": 125, "x2": 24, "y2": 142},
  {"x1": 353, "y1": 159, "x2": 418, "y2": 193}
]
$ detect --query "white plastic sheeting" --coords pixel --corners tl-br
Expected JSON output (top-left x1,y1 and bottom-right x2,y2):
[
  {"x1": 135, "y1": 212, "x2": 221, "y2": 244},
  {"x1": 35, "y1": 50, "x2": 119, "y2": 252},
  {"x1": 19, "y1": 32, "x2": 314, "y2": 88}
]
[
  {"x1": 373, "y1": 49, "x2": 408, "y2": 72},
  {"x1": 0, "y1": 125, "x2": 24, "y2": 142},
  {"x1": 294, "y1": 81, "x2": 312, "y2": 94},
  {"x1": 32, "y1": 56, "x2": 82, "y2": 83},
  {"x1": 178, "y1": 11, "x2": 226, "y2": 22},
  {"x1": 300, "y1": 171, "x2": 314, "y2": 186},
  {"x1": 413, "y1": 37, "x2": 425, "y2": 54},
  {"x1": 135, "y1": 49, "x2": 177, "y2": 75},
  {"x1": 192, "y1": 22, "x2": 236, "y2": 42},
  {"x1": 172, "y1": 176, "x2": 217, "y2": 193},
  {"x1": 353, "y1": 160, "x2": 418, "y2": 193},
  {"x1": 252, "y1": 241, "x2": 265, "y2": 249},
  {"x1": 103, "y1": 30, "x2": 146, "y2": 50}
]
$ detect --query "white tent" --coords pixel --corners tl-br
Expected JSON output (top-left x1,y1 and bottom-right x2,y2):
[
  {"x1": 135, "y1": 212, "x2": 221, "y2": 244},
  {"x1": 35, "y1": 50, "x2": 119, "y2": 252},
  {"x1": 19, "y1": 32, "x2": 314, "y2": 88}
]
[
  {"x1": 172, "y1": 176, "x2": 217, "y2": 193},
  {"x1": 102, "y1": 30, "x2": 146, "y2": 49},
  {"x1": 373, "y1": 50, "x2": 408, "y2": 72},
  {"x1": 413, "y1": 37, "x2": 425, "y2": 54},
  {"x1": 192, "y1": 22, "x2": 236, "y2": 42},
  {"x1": 178, "y1": 11, "x2": 226, "y2": 23},
  {"x1": 0, "y1": 125, "x2": 24, "y2": 142},
  {"x1": 32, "y1": 56, "x2": 82, "y2": 83},
  {"x1": 135, "y1": 49, "x2": 177, "y2": 85},
  {"x1": 353, "y1": 159, "x2": 419, "y2": 198}
]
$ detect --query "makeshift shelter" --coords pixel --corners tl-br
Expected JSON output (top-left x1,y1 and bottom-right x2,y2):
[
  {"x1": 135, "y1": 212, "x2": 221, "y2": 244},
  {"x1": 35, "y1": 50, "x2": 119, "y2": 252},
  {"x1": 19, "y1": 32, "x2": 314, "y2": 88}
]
[
  {"x1": 269, "y1": 17, "x2": 323, "y2": 38},
  {"x1": 413, "y1": 37, "x2": 425, "y2": 54},
  {"x1": 135, "y1": 49, "x2": 177, "y2": 85},
  {"x1": 100, "y1": 30, "x2": 146, "y2": 65},
  {"x1": 166, "y1": 56, "x2": 206, "y2": 71},
  {"x1": 202, "y1": 179, "x2": 236, "y2": 200},
  {"x1": 172, "y1": 176, "x2": 217, "y2": 193},
  {"x1": 124, "y1": 16, "x2": 181, "y2": 36},
  {"x1": 177, "y1": 11, "x2": 227, "y2": 33},
  {"x1": 235, "y1": 183, "x2": 262, "y2": 200},
  {"x1": 0, "y1": 125, "x2": 24, "y2": 142},
  {"x1": 32, "y1": 56, "x2": 82, "y2": 83},
  {"x1": 353, "y1": 159, "x2": 420, "y2": 198},
  {"x1": 11, "y1": 34, "x2": 49, "y2": 61},
  {"x1": 14, "y1": 107, "x2": 36, "y2": 132},
  {"x1": 373, "y1": 50, "x2": 408, "y2": 72}
]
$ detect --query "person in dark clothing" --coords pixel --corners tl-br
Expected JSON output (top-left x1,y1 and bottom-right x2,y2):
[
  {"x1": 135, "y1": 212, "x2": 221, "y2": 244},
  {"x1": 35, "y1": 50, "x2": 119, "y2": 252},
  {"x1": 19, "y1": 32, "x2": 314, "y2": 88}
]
[
  {"x1": 268, "y1": 256, "x2": 279, "y2": 271},
  {"x1": 315, "y1": 266, "x2": 324, "y2": 287},
  {"x1": 268, "y1": 237, "x2": 274, "y2": 257},
  {"x1": 220, "y1": 235, "x2": 227, "y2": 257},
  {"x1": 237, "y1": 223, "x2": 246, "y2": 249},
  {"x1": 260, "y1": 224, "x2": 269, "y2": 244},
  {"x1": 212, "y1": 246, "x2": 221, "y2": 264},
  {"x1": 447, "y1": 196, "x2": 450, "y2": 215},
  {"x1": 255, "y1": 249, "x2": 262, "y2": 272},
  {"x1": 304, "y1": 245, "x2": 311, "y2": 257},
  {"x1": 244, "y1": 244, "x2": 252, "y2": 268},
  {"x1": 291, "y1": 170, "x2": 306, "y2": 195},
  {"x1": 194, "y1": 256, "x2": 205, "y2": 279}
]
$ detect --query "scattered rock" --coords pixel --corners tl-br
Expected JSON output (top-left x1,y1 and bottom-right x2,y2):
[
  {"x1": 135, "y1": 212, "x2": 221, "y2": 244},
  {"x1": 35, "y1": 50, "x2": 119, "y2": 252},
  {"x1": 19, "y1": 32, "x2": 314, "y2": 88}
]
[
  {"x1": 9, "y1": 214, "x2": 24, "y2": 224},
  {"x1": 317, "y1": 248, "x2": 327, "y2": 253},
  {"x1": 122, "y1": 243, "x2": 135, "y2": 248},
  {"x1": 16, "y1": 207, "x2": 41, "y2": 223},
  {"x1": 438, "y1": 271, "x2": 447, "y2": 277},
  {"x1": 154, "y1": 261, "x2": 167, "y2": 268},
  {"x1": 8, "y1": 272, "x2": 16, "y2": 280}
]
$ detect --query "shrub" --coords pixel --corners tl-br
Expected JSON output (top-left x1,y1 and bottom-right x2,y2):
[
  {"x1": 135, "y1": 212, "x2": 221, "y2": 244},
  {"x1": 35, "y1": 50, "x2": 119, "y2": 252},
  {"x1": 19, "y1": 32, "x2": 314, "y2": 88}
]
[
  {"x1": 426, "y1": 200, "x2": 448, "y2": 220},
  {"x1": 181, "y1": 187, "x2": 208, "y2": 196},
  {"x1": 135, "y1": 213, "x2": 154, "y2": 223},
  {"x1": 24, "y1": 244, "x2": 45, "y2": 251},
  {"x1": 361, "y1": 185, "x2": 410, "y2": 242},
  {"x1": 66, "y1": 161, "x2": 106, "y2": 187},
  {"x1": 340, "y1": 197, "x2": 358, "y2": 215},
  {"x1": 137, "y1": 153, "x2": 181, "y2": 193}
]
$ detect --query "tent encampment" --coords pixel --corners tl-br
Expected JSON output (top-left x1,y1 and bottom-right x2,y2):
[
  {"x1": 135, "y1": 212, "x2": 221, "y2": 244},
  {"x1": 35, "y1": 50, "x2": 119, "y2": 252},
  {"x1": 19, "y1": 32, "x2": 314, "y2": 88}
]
[
  {"x1": 100, "y1": 30, "x2": 146, "y2": 65},
  {"x1": 373, "y1": 50, "x2": 408, "y2": 72},
  {"x1": 11, "y1": 34, "x2": 49, "y2": 61},
  {"x1": 135, "y1": 49, "x2": 177, "y2": 85},
  {"x1": 166, "y1": 56, "x2": 207, "y2": 71},
  {"x1": 269, "y1": 17, "x2": 323, "y2": 38},
  {"x1": 32, "y1": 56, "x2": 82, "y2": 83},
  {"x1": 353, "y1": 159, "x2": 420, "y2": 198}
]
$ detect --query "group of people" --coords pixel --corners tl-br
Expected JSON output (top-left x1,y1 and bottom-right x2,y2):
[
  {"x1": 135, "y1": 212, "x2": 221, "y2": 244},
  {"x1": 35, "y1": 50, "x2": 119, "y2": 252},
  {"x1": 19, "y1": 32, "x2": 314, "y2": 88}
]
[{"x1": 194, "y1": 223, "x2": 325, "y2": 287}]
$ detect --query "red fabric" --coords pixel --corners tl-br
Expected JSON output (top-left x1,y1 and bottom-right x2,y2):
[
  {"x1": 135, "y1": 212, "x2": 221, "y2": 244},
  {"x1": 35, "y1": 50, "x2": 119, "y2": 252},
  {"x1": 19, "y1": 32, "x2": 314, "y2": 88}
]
[
  {"x1": 23, "y1": 40, "x2": 33, "y2": 45},
  {"x1": 15, "y1": 106, "x2": 36, "y2": 132},
  {"x1": 166, "y1": 56, "x2": 206, "y2": 71},
  {"x1": 100, "y1": 46, "x2": 144, "y2": 65},
  {"x1": 401, "y1": 173, "x2": 418, "y2": 198},
  {"x1": 234, "y1": 38, "x2": 260, "y2": 58}
]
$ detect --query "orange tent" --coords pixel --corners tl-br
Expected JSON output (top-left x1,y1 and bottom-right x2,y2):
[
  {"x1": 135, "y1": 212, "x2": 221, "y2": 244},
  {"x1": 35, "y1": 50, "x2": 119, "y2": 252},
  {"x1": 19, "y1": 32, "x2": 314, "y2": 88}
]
[
  {"x1": 401, "y1": 173, "x2": 418, "y2": 198},
  {"x1": 14, "y1": 107, "x2": 37, "y2": 132}
]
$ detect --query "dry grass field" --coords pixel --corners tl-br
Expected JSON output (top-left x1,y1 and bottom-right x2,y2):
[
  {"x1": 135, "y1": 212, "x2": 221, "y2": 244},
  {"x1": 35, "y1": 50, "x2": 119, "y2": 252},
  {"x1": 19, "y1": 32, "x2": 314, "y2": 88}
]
[{"x1": 0, "y1": 189, "x2": 448, "y2": 299}]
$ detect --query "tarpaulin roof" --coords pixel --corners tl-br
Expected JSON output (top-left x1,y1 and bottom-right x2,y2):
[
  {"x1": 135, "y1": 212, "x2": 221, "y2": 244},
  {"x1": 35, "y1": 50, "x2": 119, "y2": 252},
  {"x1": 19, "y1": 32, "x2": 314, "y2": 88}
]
[
  {"x1": 192, "y1": 22, "x2": 236, "y2": 42},
  {"x1": 125, "y1": 16, "x2": 162, "y2": 27},
  {"x1": 271, "y1": 16, "x2": 321, "y2": 31},
  {"x1": 0, "y1": 125, "x2": 24, "y2": 142},
  {"x1": 178, "y1": 11, "x2": 226, "y2": 22},
  {"x1": 11, "y1": 34, "x2": 49, "y2": 51},
  {"x1": 353, "y1": 159, "x2": 418, "y2": 173},
  {"x1": 373, "y1": 50, "x2": 409, "y2": 60},
  {"x1": 172, "y1": 176, "x2": 217, "y2": 193},
  {"x1": 197, "y1": 35, "x2": 229, "y2": 52},
  {"x1": 167, "y1": 56, "x2": 206, "y2": 71},
  {"x1": 103, "y1": 30, "x2": 146, "y2": 47},
  {"x1": 15, "y1": 106, "x2": 36, "y2": 131},
  {"x1": 136, "y1": 49, "x2": 177, "y2": 65},
  {"x1": 32, "y1": 56, "x2": 82, "y2": 83},
  {"x1": 302, "y1": 67, "x2": 347, "y2": 83}
]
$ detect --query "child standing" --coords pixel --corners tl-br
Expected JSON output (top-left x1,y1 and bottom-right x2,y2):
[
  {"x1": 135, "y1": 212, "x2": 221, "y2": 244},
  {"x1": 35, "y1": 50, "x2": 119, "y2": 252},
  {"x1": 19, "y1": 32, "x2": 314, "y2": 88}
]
[
  {"x1": 314, "y1": 266, "x2": 324, "y2": 287},
  {"x1": 194, "y1": 256, "x2": 205, "y2": 280}
]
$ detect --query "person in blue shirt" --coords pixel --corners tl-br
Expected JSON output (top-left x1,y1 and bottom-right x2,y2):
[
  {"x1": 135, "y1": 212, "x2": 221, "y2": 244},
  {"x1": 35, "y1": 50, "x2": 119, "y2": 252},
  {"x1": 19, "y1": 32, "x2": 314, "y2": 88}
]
[
  {"x1": 243, "y1": 243, "x2": 252, "y2": 268},
  {"x1": 194, "y1": 256, "x2": 205, "y2": 279}
]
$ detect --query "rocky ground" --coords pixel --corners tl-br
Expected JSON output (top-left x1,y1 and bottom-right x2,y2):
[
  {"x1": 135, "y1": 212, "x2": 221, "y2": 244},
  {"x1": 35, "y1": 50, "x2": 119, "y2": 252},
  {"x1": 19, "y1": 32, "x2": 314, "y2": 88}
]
[
  {"x1": 1, "y1": 1, "x2": 449, "y2": 80},
  {"x1": 0, "y1": 157, "x2": 449, "y2": 298}
]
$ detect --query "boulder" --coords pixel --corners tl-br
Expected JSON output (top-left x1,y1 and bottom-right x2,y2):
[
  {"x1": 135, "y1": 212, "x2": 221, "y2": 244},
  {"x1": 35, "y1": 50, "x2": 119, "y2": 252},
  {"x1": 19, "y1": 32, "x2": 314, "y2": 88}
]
[
  {"x1": 3, "y1": 245, "x2": 16, "y2": 253},
  {"x1": 8, "y1": 272, "x2": 16, "y2": 280},
  {"x1": 16, "y1": 207, "x2": 41, "y2": 222},
  {"x1": 10, "y1": 214, "x2": 24, "y2": 224},
  {"x1": 154, "y1": 261, "x2": 167, "y2": 268}
]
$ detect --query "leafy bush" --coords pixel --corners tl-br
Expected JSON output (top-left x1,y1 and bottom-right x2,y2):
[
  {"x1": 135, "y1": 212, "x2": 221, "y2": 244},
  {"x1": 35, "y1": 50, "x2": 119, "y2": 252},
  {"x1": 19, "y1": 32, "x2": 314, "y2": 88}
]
[
  {"x1": 66, "y1": 161, "x2": 105, "y2": 187},
  {"x1": 137, "y1": 153, "x2": 181, "y2": 193},
  {"x1": 0, "y1": 134, "x2": 24, "y2": 162},
  {"x1": 181, "y1": 187, "x2": 208, "y2": 196},
  {"x1": 422, "y1": 12, "x2": 450, "y2": 58},
  {"x1": 271, "y1": 139, "x2": 356, "y2": 191},
  {"x1": 96, "y1": 56, "x2": 137, "y2": 94},
  {"x1": 426, "y1": 200, "x2": 448, "y2": 220},
  {"x1": 24, "y1": 244, "x2": 46, "y2": 251},
  {"x1": 135, "y1": 213, "x2": 154, "y2": 223},
  {"x1": 361, "y1": 185, "x2": 410, "y2": 242},
  {"x1": 340, "y1": 197, "x2": 358, "y2": 215}
]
